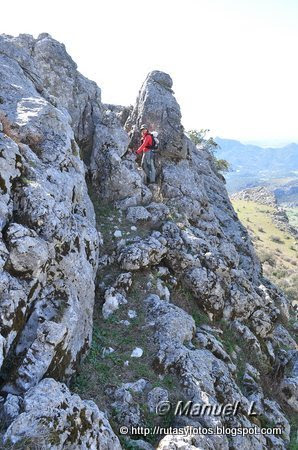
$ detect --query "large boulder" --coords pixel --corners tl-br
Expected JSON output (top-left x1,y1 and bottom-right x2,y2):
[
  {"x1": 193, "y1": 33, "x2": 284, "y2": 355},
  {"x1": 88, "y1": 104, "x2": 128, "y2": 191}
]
[
  {"x1": 1, "y1": 33, "x2": 102, "y2": 153},
  {"x1": 117, "y1": 233, "x2": 167, "y2": 270},
  {"x1": 3, "y1": 378, "x2": 121, "y2": 449},
  {"x1": 125, "y1": 70, "x2": 189, "y2": 159}
]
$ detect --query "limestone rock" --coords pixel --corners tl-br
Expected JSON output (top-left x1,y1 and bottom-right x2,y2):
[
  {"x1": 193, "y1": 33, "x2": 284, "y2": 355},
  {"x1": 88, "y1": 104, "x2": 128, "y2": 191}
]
[
  {"x1": 3, "y1": 394, "x2": 20, "y2": 425},
  {"x1": 194, "y1": 328, "x2": 232, "y2": 365},
  {"x1": 272, "y1": 324, "x2": 297, "y2": 350},
  {"x1": 125, "y1": 439, "x2": 154, "y2": 450},
  {"x1": 232, "y1": 186, "x2": 277, "y2": 207},
  {"x1": 5, "y1": 223, "x2": 50, "y2": 276},
  {"x1": 102, "y1": 287, "x2": 127, "y2": 319},
  {"x1": 157, "y1": 434, "x2": 229, "y2": 450},
  {"x1": 156, "y1": 278, "x2": 170, "y2": 301},
  {"x1": 147, "y1": 387, "x2": 169, "y2": 413},
  {"x1": 125, "y1": 70, "x2": 188, "y2": 159},
  {"x1": 146, "y1": 202, "x2": 170, "y2": 223},
  {"x1": 145, "y1": 296, "x2": 271, "y2": 449},
  {"x1": 126, "y1": 206, "x2": 151, "y2": 223},
  {"x1": 131, "y1": 347, "x2": 143, "y2": 358},
  {"x1": 128, "y1": 310, "x2": 137, "y2": 319},
  {"x1": 114, "y1": 272, "x2": 133, "y2": 292},
  {"x1": 0, "y1": 33, "x2": 295, "y2": 450},
  {"x1": 0, "y1": 33, "x2": 99, "y2": 394},
  {"x1": 279, "y1": 351, "x2": 298, "y2": 412},
  {"x1": 3, "y1": 378, "x2": 121, "y2": 449},
  {"x1": 232, "y1": 187, "x2": 297, "y2": 238},
  {"x1": 118, "y1": 234, "x2": 167, "y2": 270},
  {"x1": 107, "y1": 379, "x2": 148, "y2": 427}
]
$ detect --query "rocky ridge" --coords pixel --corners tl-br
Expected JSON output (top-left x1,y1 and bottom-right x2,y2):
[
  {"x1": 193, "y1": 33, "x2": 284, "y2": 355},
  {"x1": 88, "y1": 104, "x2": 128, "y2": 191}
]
[{"x1": 0, "y1": 34, "x2": 297, "y2": 449}]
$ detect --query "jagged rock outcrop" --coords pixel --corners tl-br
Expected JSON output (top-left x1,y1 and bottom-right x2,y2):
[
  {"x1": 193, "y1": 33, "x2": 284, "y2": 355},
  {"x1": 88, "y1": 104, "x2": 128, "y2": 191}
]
[
  {"x1": 232, "y1": 186, "x2": 277, "y2": 207},
  {"x1": 88, "y1": 69, "x2": 296, "y2": 448},
  {"x1": 0, "y1": 33, "x2": 100, "y2": 393},
  {"x1": 125, "y1": 71, "x2": 189, "y2": 160},
  {"x1": 0, "y1": 33, "x2": 117, "y2": 447},
  {"x1": 3, "y1": 378, "x2": 121, "y2": 449},
  {"x1": 146, "y1": 294, "x2": 290, "y2": 449},
  {"x1": 0, "y1": 33, "x2": 297, "y2": 449}
]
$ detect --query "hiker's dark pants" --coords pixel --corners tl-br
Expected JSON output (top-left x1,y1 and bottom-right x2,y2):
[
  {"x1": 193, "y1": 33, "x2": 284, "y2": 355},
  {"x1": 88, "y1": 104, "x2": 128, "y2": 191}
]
[{"x1": 142, "y1": 150, "x2": 156, "y2": 183}]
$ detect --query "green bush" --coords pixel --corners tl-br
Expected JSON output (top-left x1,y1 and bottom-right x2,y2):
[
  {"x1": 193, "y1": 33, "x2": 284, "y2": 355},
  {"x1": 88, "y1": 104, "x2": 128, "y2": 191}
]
[{"x1": 187, "y1": 128, "x2": 230, "y2": 173}]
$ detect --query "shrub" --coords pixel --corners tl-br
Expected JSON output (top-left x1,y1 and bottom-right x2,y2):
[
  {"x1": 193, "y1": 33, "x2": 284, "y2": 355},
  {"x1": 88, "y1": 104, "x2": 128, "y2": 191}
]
[
  {"x1": 22, "y1": 131, "x2": 44, "y2": 155},
  {"x1": 260, "y1": 252, "x2": 276, "y2": 266},
  {"x1": 187, "y1": 128, "x2": 230, "y2": 173},
  {"x1": 215, "y1": 159, "x2": 230, "y2": 173},
  {"x1": 270, "y1": 235, "x2": 284, "y2": 244},
  {"x1": 272, "y1": 269, "x2": 287, "y2": 279},
  {"x1": 0, "y1": 112, "x2": 20, "y2": 142}
]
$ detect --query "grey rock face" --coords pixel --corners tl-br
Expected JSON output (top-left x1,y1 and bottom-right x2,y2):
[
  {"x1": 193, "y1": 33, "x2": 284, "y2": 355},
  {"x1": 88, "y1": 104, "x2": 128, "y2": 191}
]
[
  {"x1": 3, "y1": 33, "x2": 102, "y2": 150},
  {"x1": 114, "y1": 272, "x2": 133, "y2": 292},
  {"x1": 3, "y1": 378, "x2": 121, "y2": 449},
  {"x1": 0, "y1": 134, "x2": 21, "y2": 230},
  {"x1": 121, "y1": 68, "x2": 291, "y2": 330},
  {"x1": 0, "y1": 34, "x2": 99, "y2": 396},
  {"x1": 107, "y1": 379, "x2": 148, "y2": 427},
  {"x1": 118, "y1": 234, "x2": 167, "y2": 270},
  {"x1": 232, "y1": 186, "x2": 277, "y2": 207},
  {"x1": 125, "y1": 70, "x2": 189, "y2": 159},
  {"x1": 147, "y1": 387, "x2": 169, "y2": 413},
  {"x1": 5, "y1": 223, "x2": 50, "y2": 275},
  {"x1": 146, "y1": 202, "x2": 170, "y2": 223},
  {"x1": 279, "y1": 352, "x2": 298, "y2": 412},
  {"x1": 2, "y1": 394, "x2": 20, "y2": 426},
  {"x1": 146, "y1": 295, "x2": 287, "y2": 449},
  {"x1": 102, "y1": 287, "x2": 128, "y2": 319},
  {"x1": 157, "y1": 434, "x2": 228, "y2": 450},
  {"x1": 0, "y1": 32, "x2": 295, "y2": 450},
  {"x1": 100, "y1": 66, "x2": 293, "y2": 447}
]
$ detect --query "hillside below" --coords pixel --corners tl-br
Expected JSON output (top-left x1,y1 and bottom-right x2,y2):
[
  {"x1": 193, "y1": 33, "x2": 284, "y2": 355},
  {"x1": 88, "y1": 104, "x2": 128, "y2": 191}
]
[{"x1": 231, "y1": 188, "x2": 298, "y2": 310}]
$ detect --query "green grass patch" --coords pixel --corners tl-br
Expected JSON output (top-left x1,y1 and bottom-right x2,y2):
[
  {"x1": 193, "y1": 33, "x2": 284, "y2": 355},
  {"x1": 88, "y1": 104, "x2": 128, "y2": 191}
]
[
  {"x1": 171, "y1": 284, "x2": 211, "y2": 327},
  {"x1": 71, "y1": 269, "x2": 182, "y2": 443}
]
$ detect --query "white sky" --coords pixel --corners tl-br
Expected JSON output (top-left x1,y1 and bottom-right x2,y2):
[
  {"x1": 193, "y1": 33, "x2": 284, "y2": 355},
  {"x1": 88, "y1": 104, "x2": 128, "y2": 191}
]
[{"x1": 2, "y1": 0, "x2": 298, "y2": 146}]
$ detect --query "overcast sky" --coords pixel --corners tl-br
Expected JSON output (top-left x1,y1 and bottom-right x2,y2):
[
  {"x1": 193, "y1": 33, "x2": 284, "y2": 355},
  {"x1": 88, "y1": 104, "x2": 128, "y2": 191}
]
[{"x1": 2, "y1": 0, "x2": 298, "y2": 146}]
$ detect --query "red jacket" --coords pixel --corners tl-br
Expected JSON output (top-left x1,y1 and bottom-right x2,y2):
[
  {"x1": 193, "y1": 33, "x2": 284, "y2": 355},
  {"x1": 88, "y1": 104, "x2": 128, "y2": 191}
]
[{"x1": 136, "y1": 132, "x2": 153, "y2": 154}]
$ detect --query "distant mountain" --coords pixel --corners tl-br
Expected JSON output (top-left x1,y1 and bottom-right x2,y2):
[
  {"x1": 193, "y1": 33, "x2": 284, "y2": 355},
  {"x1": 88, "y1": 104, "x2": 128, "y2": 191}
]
[{"x1": 215, "y1": 137, "x2": 298, "y2": 202}]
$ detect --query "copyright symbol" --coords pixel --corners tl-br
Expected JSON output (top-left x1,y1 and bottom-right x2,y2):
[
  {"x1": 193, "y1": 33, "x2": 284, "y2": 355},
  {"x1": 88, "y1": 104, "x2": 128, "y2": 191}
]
[
  {"x1": 120, "y1": 426, "x2": 129, "y2": 435},
  {"x1": 156, "y1": 400, "x2": 172, "y2": 416}
]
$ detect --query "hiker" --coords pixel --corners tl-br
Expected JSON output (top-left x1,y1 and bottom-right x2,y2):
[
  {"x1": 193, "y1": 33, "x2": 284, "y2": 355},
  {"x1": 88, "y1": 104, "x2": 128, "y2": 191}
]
[{"x1": 136, "y1": 124, "x2": 156, "y2": 184}]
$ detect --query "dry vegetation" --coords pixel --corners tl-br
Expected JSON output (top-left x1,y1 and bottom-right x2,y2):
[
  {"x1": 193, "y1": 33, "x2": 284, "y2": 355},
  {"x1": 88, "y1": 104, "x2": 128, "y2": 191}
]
[
  {"x1": 0, "y1": 112, "x2": 20, "y2": 142},
  {"x1": 232, "y1": 199, "x2": 298, "y2": 306}
]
